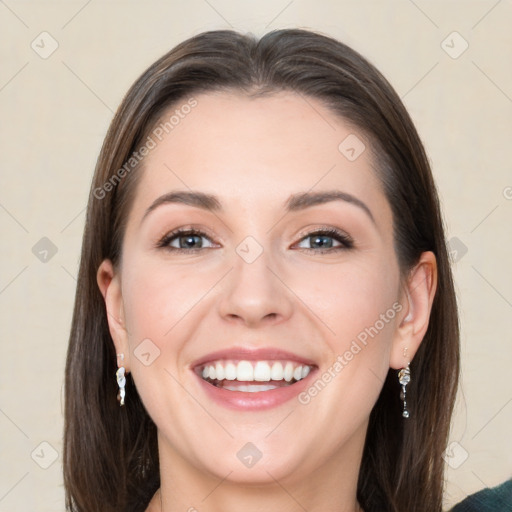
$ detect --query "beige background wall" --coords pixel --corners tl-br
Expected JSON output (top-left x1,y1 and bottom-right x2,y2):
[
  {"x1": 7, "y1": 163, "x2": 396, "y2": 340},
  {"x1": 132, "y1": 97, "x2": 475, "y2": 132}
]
[{"x1": 1, "y1": 1, "x2": 511, "y2": 510}]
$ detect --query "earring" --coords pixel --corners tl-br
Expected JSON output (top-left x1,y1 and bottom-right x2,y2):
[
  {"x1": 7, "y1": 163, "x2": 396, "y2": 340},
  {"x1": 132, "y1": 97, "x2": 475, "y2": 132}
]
[
  {"x1": 116, "y1": 354, "x2": 126, "y2": 406},
  {"x1": 398, "y1": 363, "x2": 411, "y2": 418}
]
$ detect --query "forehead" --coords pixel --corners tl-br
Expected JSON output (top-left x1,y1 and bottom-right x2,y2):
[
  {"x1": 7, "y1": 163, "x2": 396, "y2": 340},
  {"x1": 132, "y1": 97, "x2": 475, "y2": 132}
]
[{"x1": 129, "y1": 90, "x2": 389, "y2": 225}]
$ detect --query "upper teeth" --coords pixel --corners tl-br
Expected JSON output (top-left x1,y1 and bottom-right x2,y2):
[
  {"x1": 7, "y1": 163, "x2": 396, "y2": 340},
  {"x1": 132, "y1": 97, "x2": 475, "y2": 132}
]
[{"x1": 200, "y1": 360, "x2": 311, "y2": 382}]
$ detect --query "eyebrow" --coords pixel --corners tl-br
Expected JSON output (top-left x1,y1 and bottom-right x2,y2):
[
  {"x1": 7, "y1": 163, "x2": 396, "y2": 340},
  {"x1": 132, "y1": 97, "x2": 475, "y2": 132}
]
[{"x1": 141, "y1": 189, "x2": 375, "y2": 225}]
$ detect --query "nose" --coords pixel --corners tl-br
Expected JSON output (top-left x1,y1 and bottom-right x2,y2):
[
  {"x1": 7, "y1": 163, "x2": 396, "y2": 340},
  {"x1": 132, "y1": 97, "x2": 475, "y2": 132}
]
[{"x1": 217, "y1": 245, "x2": 294, "y2": 328}]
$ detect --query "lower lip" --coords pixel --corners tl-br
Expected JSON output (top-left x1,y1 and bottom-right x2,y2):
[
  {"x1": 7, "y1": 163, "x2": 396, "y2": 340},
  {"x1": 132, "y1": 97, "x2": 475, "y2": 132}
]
[{"x1": 194, "y1": 370, "x2": 316, "y2": 411}]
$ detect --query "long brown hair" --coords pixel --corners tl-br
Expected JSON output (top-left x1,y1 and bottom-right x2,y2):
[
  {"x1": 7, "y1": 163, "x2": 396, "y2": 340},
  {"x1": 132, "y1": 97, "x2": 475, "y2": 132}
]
[{"x1": 63, "y1": 28, "x2": 460, "y2": 512}]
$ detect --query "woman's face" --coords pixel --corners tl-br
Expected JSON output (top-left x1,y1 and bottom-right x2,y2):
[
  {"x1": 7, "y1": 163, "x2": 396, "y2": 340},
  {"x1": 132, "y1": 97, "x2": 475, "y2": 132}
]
[{"x1": 102, "y1": 90, "x2": 410, "y2": 485}]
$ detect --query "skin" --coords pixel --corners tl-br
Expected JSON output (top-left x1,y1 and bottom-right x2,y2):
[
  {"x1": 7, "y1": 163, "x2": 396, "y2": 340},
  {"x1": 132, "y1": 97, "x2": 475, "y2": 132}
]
[{"x1": 97, "y1": 91, "x2": 437, "y2": 512}]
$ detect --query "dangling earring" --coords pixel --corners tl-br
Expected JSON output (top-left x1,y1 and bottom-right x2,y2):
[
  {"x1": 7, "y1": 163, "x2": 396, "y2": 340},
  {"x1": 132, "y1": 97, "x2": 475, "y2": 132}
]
[
  {"x1": 398, "y1": 363, "x2": 411, "y2": 418},
  {"x1": 116, "y1": 353, "x2": 126, "y2": 406}
]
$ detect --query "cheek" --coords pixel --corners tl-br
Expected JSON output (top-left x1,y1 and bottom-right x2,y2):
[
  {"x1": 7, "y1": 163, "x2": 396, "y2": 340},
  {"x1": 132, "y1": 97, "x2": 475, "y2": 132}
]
[
  {"x1": 118, "y1": 260, "x2": 204, "y2": 417},
  {"x1": 295, "y1": 259, "x2": 400, "y2": 405},
  {"x1": 292, "y1": 256, "x2": 400, "y2": 345},
  {"x1": 121, "y1": 259, "x2": 211, "y2": 341}
]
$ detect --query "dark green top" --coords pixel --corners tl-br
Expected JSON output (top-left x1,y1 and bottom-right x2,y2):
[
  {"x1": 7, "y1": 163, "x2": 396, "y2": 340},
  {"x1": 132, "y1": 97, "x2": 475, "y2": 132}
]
[{"x1": 450, "y1": 479, "x2": 512, "y2": 511}]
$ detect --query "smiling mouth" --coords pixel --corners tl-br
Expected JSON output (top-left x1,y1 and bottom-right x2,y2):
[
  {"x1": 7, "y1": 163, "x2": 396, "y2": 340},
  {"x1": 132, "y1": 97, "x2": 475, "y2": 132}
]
[{"x1": 196, "y1": 359, "x2": 314, "y2": 392}]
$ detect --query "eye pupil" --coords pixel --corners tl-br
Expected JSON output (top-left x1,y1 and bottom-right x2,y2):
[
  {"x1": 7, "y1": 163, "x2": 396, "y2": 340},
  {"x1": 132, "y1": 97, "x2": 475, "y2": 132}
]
[
  {"x1": 182, "y1": 235, "x2": 201, "y2": 248},
  {"x1": 312, "y1": 235, "x2": 333, "y2": 249}
]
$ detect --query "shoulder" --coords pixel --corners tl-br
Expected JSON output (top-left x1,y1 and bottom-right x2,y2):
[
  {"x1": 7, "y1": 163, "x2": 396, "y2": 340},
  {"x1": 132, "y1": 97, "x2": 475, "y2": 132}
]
[{"x1": 450, "y1": 479, "x2": 512, "y2": 512}]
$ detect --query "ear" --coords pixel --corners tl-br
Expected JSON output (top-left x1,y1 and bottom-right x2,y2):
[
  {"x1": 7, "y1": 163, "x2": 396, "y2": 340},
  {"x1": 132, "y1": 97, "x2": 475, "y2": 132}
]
[
  {"x1": 390, "y1": 251, "x2": 438, "y2": 370},
  {"x1": 97, "y1": 259, "x2": 131, "y2": 372}
]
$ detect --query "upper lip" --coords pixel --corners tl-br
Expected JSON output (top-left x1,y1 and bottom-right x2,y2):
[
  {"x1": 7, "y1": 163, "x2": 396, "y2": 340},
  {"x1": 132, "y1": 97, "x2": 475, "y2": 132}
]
[{"x1": 190, "y1": 347, "x2": 317, "y2": 369}]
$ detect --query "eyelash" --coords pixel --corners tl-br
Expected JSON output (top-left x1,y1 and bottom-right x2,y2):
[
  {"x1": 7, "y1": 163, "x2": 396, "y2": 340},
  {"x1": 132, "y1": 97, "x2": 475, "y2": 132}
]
[{"x1": 156, "y1": 226, "x2": 354, "y2": 254}]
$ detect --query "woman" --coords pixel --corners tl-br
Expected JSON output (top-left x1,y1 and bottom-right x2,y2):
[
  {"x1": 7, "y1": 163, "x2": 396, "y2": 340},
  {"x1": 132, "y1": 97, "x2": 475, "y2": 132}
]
[{"x1": 63, "y1": 29, "x2": 460, "y2": 511}]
